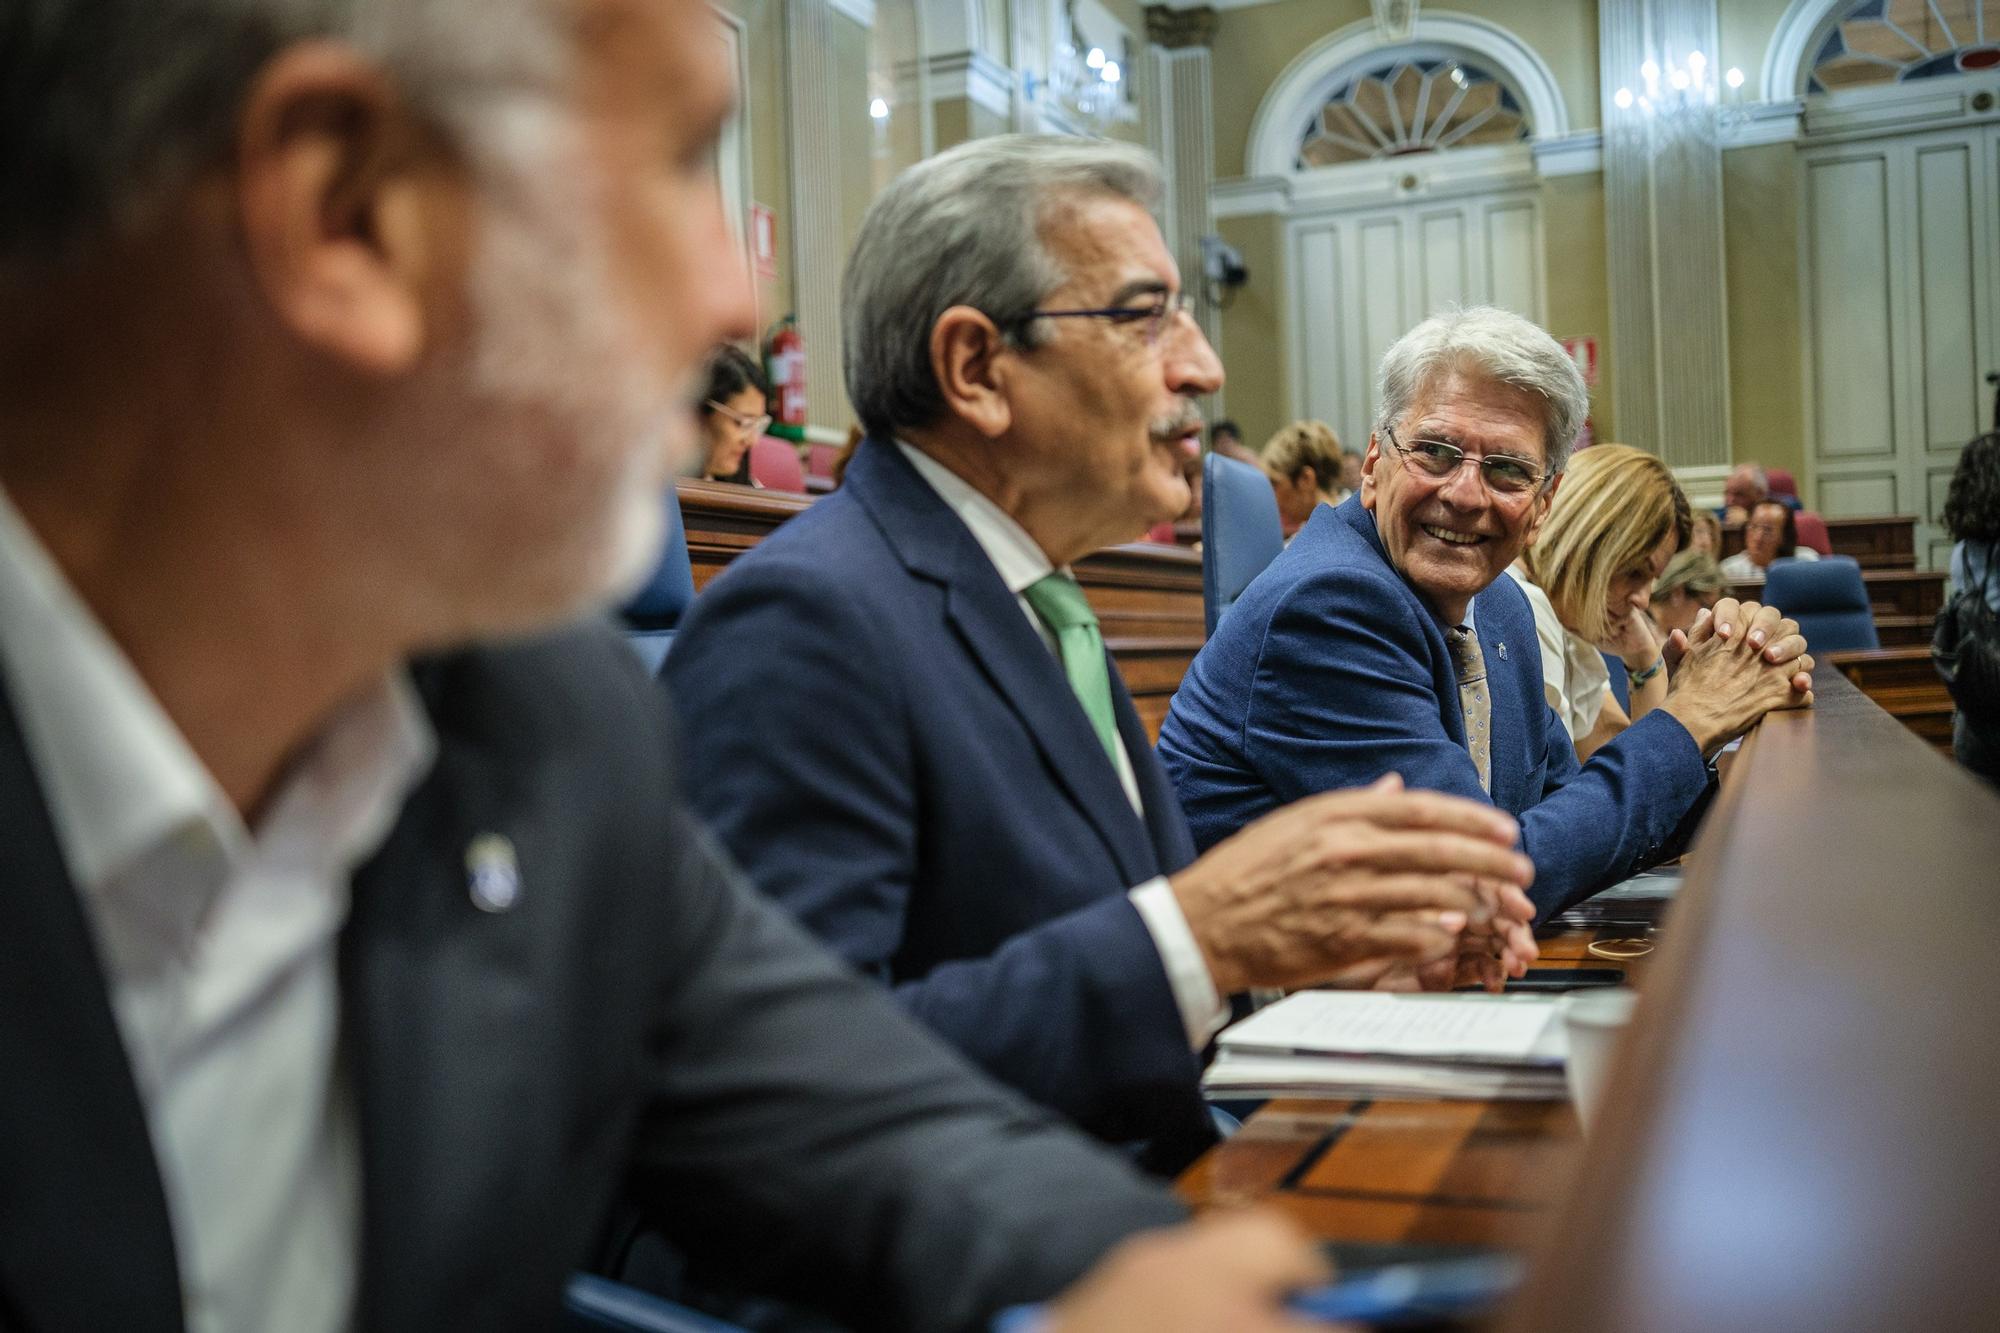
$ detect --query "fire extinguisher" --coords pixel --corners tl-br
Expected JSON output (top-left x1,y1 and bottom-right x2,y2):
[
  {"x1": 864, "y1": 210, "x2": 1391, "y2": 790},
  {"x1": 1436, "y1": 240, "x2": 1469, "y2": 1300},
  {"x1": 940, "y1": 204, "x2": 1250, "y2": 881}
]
[{"x1": 764, "y1": 315, "x2": 807, "y2": 432}]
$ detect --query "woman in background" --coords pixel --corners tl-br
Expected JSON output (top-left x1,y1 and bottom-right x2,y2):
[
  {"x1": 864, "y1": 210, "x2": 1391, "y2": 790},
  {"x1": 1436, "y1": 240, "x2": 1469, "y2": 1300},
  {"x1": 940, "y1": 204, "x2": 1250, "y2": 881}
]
[
  {"x1": 1687, "y1": 509, "x2": 1722, "y2": 558},
  {"x1": 1941, "y1": 433, "x2": 2000, "y2": 783},
  {"x1": 1650, "y1": 550, "x2": 1726, "y2": 639},
  {"x1": 1720, "y1": 500, "x2": 1817, "y2": 580},
  {"x1": 1261, "y1": 420, "x2": 1344, "y2": 538},
  {"x1": 1510, "y1": 444, "x2": 1692, "y2": 762},
  {"x1": 689, "y1": 344, "x2": 771, "y2": 485}
]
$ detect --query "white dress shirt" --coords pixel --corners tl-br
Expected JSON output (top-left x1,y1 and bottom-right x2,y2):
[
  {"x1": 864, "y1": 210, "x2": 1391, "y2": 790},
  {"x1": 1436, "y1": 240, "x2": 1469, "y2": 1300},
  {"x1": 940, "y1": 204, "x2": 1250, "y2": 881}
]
[
  {"x1": 1506, "y1": 564, "x2": 1612, "y2": 743},
  {"x1": 1719, "y1": 546, "x2": 1818, "y2": 580},
  {"x1": 897, "y1": 444, "x2": 1229, "y2": 1047},
  {"x1": 0, "y1": 488, "x2": 435, "y2": 1333}
]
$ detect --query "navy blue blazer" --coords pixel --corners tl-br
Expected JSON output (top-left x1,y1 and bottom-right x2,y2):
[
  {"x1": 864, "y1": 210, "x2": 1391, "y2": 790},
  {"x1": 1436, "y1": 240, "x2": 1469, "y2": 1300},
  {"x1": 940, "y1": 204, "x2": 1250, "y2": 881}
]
[
  {"x1": 666, "y1": 439, "x2": 1212, "y2": 1169},
  {"x1": 1157, "y1": 497, "x2": 1712, "y2": 920}
]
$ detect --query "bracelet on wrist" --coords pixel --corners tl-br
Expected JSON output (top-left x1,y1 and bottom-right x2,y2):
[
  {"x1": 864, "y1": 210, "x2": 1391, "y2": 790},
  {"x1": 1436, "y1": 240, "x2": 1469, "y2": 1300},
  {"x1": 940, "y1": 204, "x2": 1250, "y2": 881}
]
[{"x1": 1627, "y1": 655, "x2": 1666, "y2": 687}]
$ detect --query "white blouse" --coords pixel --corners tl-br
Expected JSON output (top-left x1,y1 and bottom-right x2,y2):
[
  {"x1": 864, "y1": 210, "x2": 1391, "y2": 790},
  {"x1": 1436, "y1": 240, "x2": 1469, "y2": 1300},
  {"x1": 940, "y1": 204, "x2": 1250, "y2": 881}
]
[{"x1": 1506, "y1": 564, "x2": 1610, "y2": 743}]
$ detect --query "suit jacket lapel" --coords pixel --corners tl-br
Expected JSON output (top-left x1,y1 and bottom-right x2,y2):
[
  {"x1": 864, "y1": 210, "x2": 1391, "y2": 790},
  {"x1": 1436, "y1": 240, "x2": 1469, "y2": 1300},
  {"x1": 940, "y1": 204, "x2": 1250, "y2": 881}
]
[
  {"x1": 848, "y1": 441, "x2": 1163, "y2": 885},
  {"x1": 0, "y1": 683, "x2": 185, "y2": 1333},
  {"x1": 1116, "y1": 682, "x2": 1196, "y2": 875},
  {"x1": 343, "y1": 666, "x2": 543, "y2": 1329}
]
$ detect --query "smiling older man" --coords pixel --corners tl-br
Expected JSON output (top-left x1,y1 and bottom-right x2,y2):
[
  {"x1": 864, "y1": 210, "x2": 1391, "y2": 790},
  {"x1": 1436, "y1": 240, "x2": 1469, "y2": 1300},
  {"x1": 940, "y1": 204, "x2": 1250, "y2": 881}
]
[
  {"x1": 666, "y1": 138, "x2": 1536, "y2": 1173},
  {"x1": 1159, "y1": 307, "x2": 1815, "y2": 925}
]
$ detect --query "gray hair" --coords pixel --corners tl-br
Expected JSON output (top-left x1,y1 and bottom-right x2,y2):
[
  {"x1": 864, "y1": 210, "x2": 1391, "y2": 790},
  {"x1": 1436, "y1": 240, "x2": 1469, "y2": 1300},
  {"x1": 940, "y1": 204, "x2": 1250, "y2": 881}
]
[
  {"x1": 841, "y1": 133, "x2": 1163, "y2": 439},
  {"x1": 1731, "y1": 462, "x2": 1769, "y2": 492},
  {"x1": 0, "y1": 0, "x2": 562, "y2": 262},
  {"x1": 1373, "y1": 305, "x2": 1589, "y2": 476}
]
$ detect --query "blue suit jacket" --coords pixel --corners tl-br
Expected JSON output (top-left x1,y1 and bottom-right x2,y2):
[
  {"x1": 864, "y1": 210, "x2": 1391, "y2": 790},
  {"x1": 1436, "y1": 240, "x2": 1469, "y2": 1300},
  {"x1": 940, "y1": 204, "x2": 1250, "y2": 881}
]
[
  {"x1": 1157, "y1": 498, "x2": 1712, "y2": 920},
  {"x1": 666, "y1": 439, "x2": 1212, "y2": 1169}
]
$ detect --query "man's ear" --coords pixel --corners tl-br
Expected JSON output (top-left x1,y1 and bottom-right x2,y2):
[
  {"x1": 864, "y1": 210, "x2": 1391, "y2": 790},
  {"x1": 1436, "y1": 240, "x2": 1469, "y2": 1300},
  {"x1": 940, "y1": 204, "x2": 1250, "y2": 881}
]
[
  {"x1": 1523, "y1": 469, "x2": 1562, "y2": 545},
  {"x1": 929, "y1": 306, "x2": 1015, "y2": 439},
  {"x1": 1359, "y1": 434, "x2": 1381, "y2": 511},
  {"x1": 234, "y1": 42, "x2": 452, "y2": 376}
]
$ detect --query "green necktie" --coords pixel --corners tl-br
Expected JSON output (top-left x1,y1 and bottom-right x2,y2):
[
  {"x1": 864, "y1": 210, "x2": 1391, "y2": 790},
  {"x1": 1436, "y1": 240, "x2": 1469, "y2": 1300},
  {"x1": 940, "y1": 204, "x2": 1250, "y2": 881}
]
[{"x1": 1022, "y1": 573, "x2": 1123, "y2": 768}]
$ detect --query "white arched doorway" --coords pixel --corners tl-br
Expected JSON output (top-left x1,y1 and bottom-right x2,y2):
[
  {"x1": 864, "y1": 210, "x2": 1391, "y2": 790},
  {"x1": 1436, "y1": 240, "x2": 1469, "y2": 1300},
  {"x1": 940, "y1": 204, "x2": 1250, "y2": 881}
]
[{"x1": 1231, "y1": 14, "x2": 1577, "y2": 456}]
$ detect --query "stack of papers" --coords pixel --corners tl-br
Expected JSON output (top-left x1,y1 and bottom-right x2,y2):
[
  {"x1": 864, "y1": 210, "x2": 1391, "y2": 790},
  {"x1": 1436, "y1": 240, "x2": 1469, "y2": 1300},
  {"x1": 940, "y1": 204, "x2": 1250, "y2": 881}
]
[{"x1": 1203, "y1": 991, "x2": 1568, "y2": 1101}]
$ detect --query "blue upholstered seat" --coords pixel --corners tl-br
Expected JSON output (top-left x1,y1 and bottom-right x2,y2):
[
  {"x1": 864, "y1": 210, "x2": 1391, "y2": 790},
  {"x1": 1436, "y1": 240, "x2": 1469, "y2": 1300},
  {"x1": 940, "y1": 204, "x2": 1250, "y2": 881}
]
[
  {"x1": 620, "y1": 489, "x2": 697, "y2": 675},
  {"x1": 1200, "y1": 452, "x2": 1285, "y2": 636},
  {"x1": 1763, "y1": 555, "x2": 1879, "y2": 653}
]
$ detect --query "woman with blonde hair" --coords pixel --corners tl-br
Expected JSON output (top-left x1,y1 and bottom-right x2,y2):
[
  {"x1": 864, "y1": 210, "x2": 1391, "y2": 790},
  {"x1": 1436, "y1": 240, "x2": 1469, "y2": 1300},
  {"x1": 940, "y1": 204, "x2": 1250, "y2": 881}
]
[
  {"x1": 1261, "y1": 419, "x2": 1344, "y2": 537},
  {"x1": 1508, "y1": 444, "x2": 1692, "y2": 761}
]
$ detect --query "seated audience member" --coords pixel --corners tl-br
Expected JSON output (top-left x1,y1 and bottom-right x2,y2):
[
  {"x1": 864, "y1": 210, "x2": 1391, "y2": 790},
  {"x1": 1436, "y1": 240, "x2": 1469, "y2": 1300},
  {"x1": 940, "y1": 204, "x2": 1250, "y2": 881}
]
[
  {"x1": 666, "y1": 136, "x2": 1537, "y2": 1173},
  {"x1": 1652, "y1": 550, "x2": 1727, "y2": 639},
  {"x1": 690, "y1": 343, "x2": 771, "y2": 484},
  {"x1": 0, "y1": 1, "x2": 1346, "y2": 1328},
  {"x1": 1211, "y1": 418, "x2": 1261, "y2": 467},
  {"x1": 1940, "y1": 433, "x2": 2000, "y2": 783},
  {"x1": 1159, "y1": 306, "x2": 1814, "y2": 922},
  {"x1": 1720, "y1": 462, "x2": 1769, "y2": 523},
  {"x1": 1507, "y1": 445, "x2": 1691, "y2": 763},
  {"x1": 1720, "y1": 499, "x2": 1820, "y2": 579},
  {"x1": 1688, "y1": 508, "x2": 1723, "y2": 557},
  {"x1": 1338, "y1": 448, "x2": 1365, "y2": 501},
  {"x1": 1264, "y1": 420, "x2": 1345, "y2": 537}
]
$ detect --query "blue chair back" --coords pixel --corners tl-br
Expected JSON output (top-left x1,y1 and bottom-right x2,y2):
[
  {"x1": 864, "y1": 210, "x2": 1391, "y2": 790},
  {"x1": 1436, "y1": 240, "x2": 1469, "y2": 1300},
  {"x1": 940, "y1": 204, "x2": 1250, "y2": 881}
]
[
  {"x1": 1763, "y1": 555, "x2": 1879, "y2": 652},
  {"x1": 564, "y1": 1275, "x2": 746, "y2": 1333},
  {"x1": 620, "y1": 488, "x2": 697, "y2": 674},
  {"x1": 1201, "y1": 451, "x2": 1285, "y2": 636}
]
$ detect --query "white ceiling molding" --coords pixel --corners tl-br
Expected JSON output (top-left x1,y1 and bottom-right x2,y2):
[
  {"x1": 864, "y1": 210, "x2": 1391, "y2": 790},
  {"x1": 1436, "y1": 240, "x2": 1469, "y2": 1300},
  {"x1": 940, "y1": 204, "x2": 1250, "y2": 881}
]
[
  {"x1": 1532, "y1": 130, "x2": 1602, "y2": 177},
  {"x1": 893, "y1": 50, "x2": 1016, "y2": 118},
  {"x1": 827, "y1": 0, "x2": 876, "y2": 28},
  {"x1": 1243, "y1": 11, "x2": 1572, "y2": 179},
  {"x1": 1214, "y1": 141, "x2": 1546, "y2": 219},
  {"x1": 1759, "y1": 0, "x2": 1837, "y2": 103}
]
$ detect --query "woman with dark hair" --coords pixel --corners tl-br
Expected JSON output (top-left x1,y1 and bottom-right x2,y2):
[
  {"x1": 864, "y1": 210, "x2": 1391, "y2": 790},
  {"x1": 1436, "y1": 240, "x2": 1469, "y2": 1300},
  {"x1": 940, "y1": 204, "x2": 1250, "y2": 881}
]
[
  {"x1": 1719, "y1": 499, "x2": 1818, "y2": 580},
  {"x1": 691, "y1": 344, "x2": 771, "y2": 485},
  {"x1": 1939, "y1": 433, "x2": 2000, "y2": 782}
]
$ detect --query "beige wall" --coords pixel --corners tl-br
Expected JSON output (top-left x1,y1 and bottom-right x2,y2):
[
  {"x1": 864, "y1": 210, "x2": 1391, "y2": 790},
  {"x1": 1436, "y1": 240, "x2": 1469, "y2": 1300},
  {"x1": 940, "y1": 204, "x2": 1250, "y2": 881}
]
[
  {"x1": 1215, "y1": 212, "x2": 1288, "y2": 450},
  {"x1": 1723, "y1": 142, "x2": 1807, "y2": 486},
  {"x1": 1542, "y1": 171, "x2": 1616, "y2": 444}
]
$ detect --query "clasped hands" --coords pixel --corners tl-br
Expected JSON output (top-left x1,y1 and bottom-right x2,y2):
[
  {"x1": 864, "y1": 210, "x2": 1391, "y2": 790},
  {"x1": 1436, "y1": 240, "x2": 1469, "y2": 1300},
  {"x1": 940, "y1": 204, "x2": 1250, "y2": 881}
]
[
  {"x1": 1169, "y1": 774, "x2": 1539, "y2": 1001},
  {"x1": 1658, "y1": 597, "x2": 1815, "y2": 753}
]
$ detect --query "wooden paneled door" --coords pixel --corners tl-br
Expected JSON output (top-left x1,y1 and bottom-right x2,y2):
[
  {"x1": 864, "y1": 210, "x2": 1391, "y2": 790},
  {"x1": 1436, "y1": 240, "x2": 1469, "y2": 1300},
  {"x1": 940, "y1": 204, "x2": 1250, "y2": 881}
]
[
  {"x1": 1288, "y1": 187, "x2": 1546, "y2": 461},
  {"x1": 1801, "y1": 124, "x2": 2000, "y2": 569}
]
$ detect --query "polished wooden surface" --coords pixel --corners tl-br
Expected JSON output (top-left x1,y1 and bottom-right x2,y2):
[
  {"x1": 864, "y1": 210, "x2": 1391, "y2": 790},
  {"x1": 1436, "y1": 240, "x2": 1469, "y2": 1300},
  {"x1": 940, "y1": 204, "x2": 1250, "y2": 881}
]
[
  {"x1": 1729, "y1": 565, "x2": 1945, "y2": 618},
  {"x1": 1720, "y1": 512, "x2": 1918, "y2": 568},
  {"x1": 1829, "y1": 644, "x2": 1953, "y2": 753},
  {"x1": 1506, "y1": 666, "x2": 2000, "y2": 1333},
  {"x1": 673, "y1": 478, "x2": 1205, "y2": 737}
]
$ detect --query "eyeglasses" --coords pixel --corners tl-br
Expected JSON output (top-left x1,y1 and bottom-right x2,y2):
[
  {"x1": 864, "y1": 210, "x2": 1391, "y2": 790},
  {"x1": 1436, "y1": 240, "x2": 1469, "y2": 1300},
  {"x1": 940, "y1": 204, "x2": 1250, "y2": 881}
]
[
  {"x1": 706, "y1": 400, "x2": 773, "y2": 437},
  {"x1": 1005, "y1": 290, "x2": 1194, "y2": 347},
  {"x1": 1381, "y1": 425, "x2": 1549, "y2": 497}
]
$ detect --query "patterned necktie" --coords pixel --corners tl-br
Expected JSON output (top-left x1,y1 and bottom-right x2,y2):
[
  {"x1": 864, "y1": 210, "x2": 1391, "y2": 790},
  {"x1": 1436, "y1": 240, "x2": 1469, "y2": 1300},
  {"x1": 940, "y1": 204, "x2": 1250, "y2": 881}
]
[
  {"x1": 1448, "y1": 626, "x2": 1493, "y2": 793},
  {"x1": 1022, "y1": 573, "x2": 1123, "y2": 768}
]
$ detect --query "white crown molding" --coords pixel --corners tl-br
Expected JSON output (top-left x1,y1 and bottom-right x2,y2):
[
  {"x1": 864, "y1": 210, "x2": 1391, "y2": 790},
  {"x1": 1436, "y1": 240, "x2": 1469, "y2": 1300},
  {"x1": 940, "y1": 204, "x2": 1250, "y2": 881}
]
[
  {"x1": 1210, "y1": 174, "x2": 1292, "y2": 218},
  {"x1": 1245, "y1": 10, "x2": 1572, "y2": 178},
  {"x1": 1720, "y1": 97, "x2": 1805, "y2": 148},
  {"x1": 894, "y1": 49, "x2": 1016, "y2": 118},
  {"x1": 1533, "y1": 129, "x2": 1602, "y2": 176},
  {"x1": 826, "y1": 0, "x2": 876, "y2": 29},
  {"x1": 1213, "y1": 141, "x2": 1544, "y2": 219}
]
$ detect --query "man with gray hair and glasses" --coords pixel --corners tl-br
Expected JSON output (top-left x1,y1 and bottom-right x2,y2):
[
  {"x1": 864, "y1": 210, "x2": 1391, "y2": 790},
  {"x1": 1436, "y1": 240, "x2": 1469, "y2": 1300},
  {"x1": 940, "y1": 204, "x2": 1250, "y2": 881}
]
[
  {"x1": 0, "y1": 1, "x2": 1402, "y2": 1329},
  {"x1": 667, "y1": 136, "x2": 1538, "y2": 1174},
  {"x1": 1161, "y1": 306, "x2": 1815, "y2": 943}
]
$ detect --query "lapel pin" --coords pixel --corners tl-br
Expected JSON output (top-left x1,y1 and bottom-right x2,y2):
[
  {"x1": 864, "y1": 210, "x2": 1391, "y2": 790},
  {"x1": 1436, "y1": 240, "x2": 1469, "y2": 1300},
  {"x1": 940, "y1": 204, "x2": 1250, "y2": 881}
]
[
  {"x1": 466, "y1": 833, "x2": 520, "y2": 913},
  {"x1": 1496, "y1": 640, "x2": 1508, "y2": 661}
]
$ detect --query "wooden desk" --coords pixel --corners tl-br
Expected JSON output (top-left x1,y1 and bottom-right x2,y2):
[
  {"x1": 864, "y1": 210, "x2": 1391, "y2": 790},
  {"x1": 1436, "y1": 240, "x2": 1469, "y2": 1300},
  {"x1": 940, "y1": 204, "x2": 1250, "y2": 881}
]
[
  {"x1": 1720, "y1": 513, "x2": 1917, "y2": 569},
  {"x1": 1504, "y1": 665, "x2": 2000, "y2": 1332},
  {"x1": 1183, "y1": 668, "x2": 2000, "y2": 1330},
  {"x1": 673, "y1": 478, "x2": 1205, "y2": 738},
  {"x1": 1728, "y1": 566, "x2": 1945, "y2": 619},
  {"x1": 1829, "y1": 645, "x2": 1954, "y2": 754}
]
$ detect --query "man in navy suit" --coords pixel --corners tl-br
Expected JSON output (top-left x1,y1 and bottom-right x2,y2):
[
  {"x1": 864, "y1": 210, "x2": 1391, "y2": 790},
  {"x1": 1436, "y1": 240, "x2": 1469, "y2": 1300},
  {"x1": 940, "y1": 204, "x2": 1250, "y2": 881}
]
[
  {"x1": 1159, "y1": 307, "x2": 1815, "y2": 930},
  {"x1": 666, "y1": 136, "x2": 1537, "y2": 1172}
]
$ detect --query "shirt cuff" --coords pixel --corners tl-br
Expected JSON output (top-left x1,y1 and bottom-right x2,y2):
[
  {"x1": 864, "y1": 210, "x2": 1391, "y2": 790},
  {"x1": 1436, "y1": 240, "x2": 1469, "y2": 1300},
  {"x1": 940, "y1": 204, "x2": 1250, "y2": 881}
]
[{"x1": 1128, "y1": 876, "x2": 1230, "y2": 1049}]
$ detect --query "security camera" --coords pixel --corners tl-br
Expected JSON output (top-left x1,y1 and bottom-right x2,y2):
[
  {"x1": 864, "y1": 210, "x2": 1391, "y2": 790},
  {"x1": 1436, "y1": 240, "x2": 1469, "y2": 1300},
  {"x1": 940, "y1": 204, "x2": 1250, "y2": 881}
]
[{"x1": 1200, "y1": 234, "x2": 1248, "y2": 290}]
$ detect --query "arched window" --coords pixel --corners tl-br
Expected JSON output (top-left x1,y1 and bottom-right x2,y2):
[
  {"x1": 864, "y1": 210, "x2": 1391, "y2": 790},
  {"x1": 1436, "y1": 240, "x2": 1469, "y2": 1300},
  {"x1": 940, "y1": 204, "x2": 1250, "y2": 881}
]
[
  {"x1": 1296, "y1": 57, "x2": 1529, "y2": 169},
  {"x1": 1798, "y1": 0, "x2": 2000, "y2": 93}
]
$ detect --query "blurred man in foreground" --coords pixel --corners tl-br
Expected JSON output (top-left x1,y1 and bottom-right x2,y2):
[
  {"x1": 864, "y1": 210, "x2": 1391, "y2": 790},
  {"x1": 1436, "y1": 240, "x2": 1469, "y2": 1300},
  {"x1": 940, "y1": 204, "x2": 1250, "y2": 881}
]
[{"x1": 0, "y1": 0, "x2": 1346, "y2": 1327}]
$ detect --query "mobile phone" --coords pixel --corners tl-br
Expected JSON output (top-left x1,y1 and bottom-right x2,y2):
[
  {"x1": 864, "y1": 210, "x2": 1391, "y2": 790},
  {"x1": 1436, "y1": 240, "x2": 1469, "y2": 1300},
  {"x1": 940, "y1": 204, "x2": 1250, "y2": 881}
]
[{"x1": 1288, "y1": 1254, "x2": 1524, "y2": 1324}]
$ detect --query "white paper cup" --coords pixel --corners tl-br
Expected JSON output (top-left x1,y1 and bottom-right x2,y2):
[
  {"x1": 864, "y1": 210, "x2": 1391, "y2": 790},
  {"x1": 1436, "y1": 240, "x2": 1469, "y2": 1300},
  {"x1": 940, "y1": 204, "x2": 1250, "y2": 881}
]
[{"x1": 1561, "y1": 988, "x2": 1640, "y2": 1131}]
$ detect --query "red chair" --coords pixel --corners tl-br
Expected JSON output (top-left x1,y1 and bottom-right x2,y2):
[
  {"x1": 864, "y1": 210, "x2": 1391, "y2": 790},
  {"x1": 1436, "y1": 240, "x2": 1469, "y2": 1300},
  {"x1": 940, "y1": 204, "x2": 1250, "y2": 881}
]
[
  {"x1": 805, "y1": 443, "x2": 840, "y2": 479},
  {"x1": 748, "y1": 436, "x2": 806, "y2": 492},
  {"x1": 1793, "y1": 509, "x2": 1833, "y2": 556},
  {"x1": 1768, "y1": 468, "x2": 1799, "y2": 502},
  {"x1": 1143, "y1": 521, "x2": 1177, "y2": 544}
]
